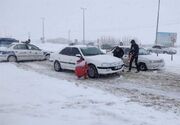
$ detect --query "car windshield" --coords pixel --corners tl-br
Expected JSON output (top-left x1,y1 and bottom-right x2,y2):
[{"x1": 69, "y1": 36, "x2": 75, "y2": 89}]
[
  {"x1": 80, "y1": 47, "x2": 104, "y2": 56},
  {"x1": 7, "y1": 44, "x2": 15, "y2": 48},
  {"x1": 139, "y1": 48, "x2": 150, "y2": 55}
]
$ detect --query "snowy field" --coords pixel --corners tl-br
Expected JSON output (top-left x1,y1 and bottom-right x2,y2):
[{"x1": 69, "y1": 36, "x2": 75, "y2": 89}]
[
  {"x1": 0, "y1": 43, "x2": 180, "y2": 125},
  {"x1": 0, "y1": 63, "x2": 180, "y2": 125},
  {"x1": 159, "y1": 48, "x2": 180, "y2": 74}
]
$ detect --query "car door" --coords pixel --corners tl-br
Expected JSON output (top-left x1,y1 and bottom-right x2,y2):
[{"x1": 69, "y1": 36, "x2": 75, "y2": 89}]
[
  {"x1": 13, "y1": 44, "x2": 29, "y2": 60},
  {"x1": 27, "y1": 44, "x2": 44, "y2": 60},
  {"x1": 69, "y1": 47, "x2": 82, "y2": 70},
  {"x1": 59, "y1": 47, "x2": 73, "y2": 70}
]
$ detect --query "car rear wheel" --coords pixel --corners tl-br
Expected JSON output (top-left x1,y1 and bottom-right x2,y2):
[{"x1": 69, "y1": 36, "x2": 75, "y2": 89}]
[
  {"x1": 54, "y1": 61, "x2": 62, "y2": 72},
  {"x1": 88, "y1": 64, "x2": 98, "y2": 78},
  {"x1": 8, "y1": 55, "x2": 17, "y2": 62},
  {"x1": 139, "y1": 63, "x2": 147, "y2": 71}
]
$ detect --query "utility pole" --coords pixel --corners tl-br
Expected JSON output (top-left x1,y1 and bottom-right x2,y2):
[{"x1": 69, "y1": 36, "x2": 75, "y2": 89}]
[
  {"x1": 41, "y1": 17, "x2": 45, "y2": 43},
  {"x1": 81, "y1": 7, "x2": 87, "y2": 45},
  {"x1": 155, "y1": 0, "x2": 161, "y2": 45}
]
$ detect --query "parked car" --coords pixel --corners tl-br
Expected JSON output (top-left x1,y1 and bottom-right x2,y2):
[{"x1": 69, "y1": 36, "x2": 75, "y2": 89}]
[
  {"x1": 0, "y1": 38, "x2": 18, "y2": 48},
  {"x1": 51, "y1": 45, "x2": 124, "y2": 78},
  {"x1": 0, "y1": 43, "x2": 49, "y2": 62},
  {"x1": 147, "y1": 45, "x2": 177, "y2": 54},
  {"x1": 108, "y1": 46, "x2": 165, "y2": 71}
]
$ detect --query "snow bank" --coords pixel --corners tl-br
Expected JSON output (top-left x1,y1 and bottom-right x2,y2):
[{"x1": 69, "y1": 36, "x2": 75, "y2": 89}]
[
  {"x1": 156, "y1": 47, "x2": 180, "y2": 74},
  {"x1": 0, "y1": 63, "x2": 179, "y2": 125}
]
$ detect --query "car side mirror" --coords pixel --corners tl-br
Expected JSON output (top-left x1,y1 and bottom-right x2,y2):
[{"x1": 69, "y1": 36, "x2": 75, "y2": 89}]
[{"x1": 76, "y1": 54, "x2": 81, "y2": 58}]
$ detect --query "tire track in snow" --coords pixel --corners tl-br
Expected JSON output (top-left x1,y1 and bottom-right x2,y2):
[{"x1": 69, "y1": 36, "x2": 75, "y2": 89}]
[{"x1": 14, "y1": 61, "x2": 180, "y2": 114}]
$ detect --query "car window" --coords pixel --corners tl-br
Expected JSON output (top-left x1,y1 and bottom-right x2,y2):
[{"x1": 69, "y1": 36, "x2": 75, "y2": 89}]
[
  {"x1": 80, "y1": 47, "x2": 104, "y2": 56},
  {"x1": 71, "y1": 47, "x2": 81, "y2": 56},
  {"x1": 27, "y1": 44, "x2": 40, "y2": 50},
  {"x1": 124, "y1": 48, "x2": 130, "y2": 55},
  {"x1": 139, "y1": 48, "x2": 150, "y2": 55},
  {"x1": 13, "y1": 44, "x2": 28, "y2": 50},
  {"x1": 60, "y1": 47, "x2": 72, "y2": 56}
]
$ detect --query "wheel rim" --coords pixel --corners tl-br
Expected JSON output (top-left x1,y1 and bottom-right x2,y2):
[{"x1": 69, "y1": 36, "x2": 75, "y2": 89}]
[
  {"x1": 88, "y1": 66, "x2": 95, "y2": 77},
  {"x1": 140, "y1": 64, "x2": 146, "y2": 71},
  {"x1": 8, "y1": 56, "x2": 16, "y2": 62},
  {"x1": 54, "y1": 62, "x2": 60, "y2": 71}
]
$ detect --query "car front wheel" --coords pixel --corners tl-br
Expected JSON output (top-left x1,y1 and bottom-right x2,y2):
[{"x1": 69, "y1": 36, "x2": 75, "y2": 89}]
[
  {"x1": 139, "y1": 63, "x2": 147, "y2": 71},
  {"x1": 88, "y1": 65, "x2": 98, "y2": 78},
  {"x1": 54, "y1": 61, "x2": 62, "y2": 72},
  {"x1": 8, "y1": 55, "x2": 17, "y2": 62}
]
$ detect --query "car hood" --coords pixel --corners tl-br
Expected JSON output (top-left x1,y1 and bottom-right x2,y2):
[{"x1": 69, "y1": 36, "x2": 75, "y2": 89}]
[
  {"x1": 85, "y1": 54, "x2": 123, "y2": 65},
  {"x1": 139, "y1": 54, "x2": 163, "y2": 61},
  {"x1": 0, "y1": 47, "x2": 8, "y2": 51}
]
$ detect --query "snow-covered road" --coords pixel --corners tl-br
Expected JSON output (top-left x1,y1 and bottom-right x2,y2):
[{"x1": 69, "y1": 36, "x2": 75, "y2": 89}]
[
  {"x1": 0, "y1": 63, "x2": 180, "y2": 125},
  {"x1": 14, "y1": 61, "x2": 180, "y2": 114}
]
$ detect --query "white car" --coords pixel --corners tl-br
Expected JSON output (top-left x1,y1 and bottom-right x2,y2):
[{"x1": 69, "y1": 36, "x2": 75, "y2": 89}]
[
  {"x1": 109, "y1": 46, "x2": 165, "y2": 71},
  {"x1": 0, "y1": 43, "x2": 48, "y2": 62},
  {"x1": 147, "y1": 45, "x2": 177, "y2": 55},
  {"x1": 51, "y1": 45, "x2": 124, "y2": 78}
]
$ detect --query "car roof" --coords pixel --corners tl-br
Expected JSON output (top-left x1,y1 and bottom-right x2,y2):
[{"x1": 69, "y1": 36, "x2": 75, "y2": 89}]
[{"x1": 68, "y1": 44, "x2": 96, "y2": 48}]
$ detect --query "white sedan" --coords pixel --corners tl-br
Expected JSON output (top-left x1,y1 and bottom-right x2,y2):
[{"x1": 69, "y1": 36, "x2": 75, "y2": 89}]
[
  {"x1": 0, "y1": 43, "x2": 47, "y2": 62},
  {"x1": 108, "y1": 46, "x2": 165, "y2": 71},
  {"x1": 51, "y1": 45, "x2": 124, "y2": 78},
  {"x1": 147, "y1": 45, "x2": 177, "y2": 54}
]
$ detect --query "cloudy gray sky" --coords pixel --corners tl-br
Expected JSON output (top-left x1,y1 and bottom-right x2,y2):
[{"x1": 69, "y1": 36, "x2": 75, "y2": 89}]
[{"x1": 0, "y1": 0, "x2": 179, "y2": 43}]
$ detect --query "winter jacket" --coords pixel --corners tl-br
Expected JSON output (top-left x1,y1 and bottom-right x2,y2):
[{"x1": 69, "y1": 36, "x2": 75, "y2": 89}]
[{"x1": 129, "y1": 43, "x2": 139, "y2": 57}]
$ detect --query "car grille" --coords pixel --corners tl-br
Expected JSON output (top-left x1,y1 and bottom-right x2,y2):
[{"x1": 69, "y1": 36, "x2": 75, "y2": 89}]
[
  {"x1": 153, "y1": 60, "x2": 163, "y2": 63},
  {"x1": 97, "y1": 65, "x2": 123, "y2": 71}
]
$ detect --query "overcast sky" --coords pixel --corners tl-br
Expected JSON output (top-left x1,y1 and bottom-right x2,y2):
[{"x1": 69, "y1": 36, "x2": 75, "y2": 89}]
[{"x1": 0, "y1": 0, "x2": 179, "y2": 43}]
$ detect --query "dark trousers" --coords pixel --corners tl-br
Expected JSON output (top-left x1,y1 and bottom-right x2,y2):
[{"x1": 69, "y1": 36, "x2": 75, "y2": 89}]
[{"x1": 129, "y1": 55, "x2": 139, "y2": 71}]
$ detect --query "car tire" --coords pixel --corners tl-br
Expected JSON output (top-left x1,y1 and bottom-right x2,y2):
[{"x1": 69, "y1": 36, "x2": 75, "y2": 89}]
[
  {"x1": 88, "y1": 64, "x2": 99, "y2": 78},
  {"x1": 139, "y1": 62, "x2": 147, "y2": 71},
  {"x1": 54, "y1": 61, "x2": 62, "y2": 72},
  {"x1": 8, "y1": 55, "x2": 17, "y2": 62}
]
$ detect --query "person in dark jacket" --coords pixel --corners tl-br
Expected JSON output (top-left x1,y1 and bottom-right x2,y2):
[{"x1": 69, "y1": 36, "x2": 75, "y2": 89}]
[
  {"x1": 113, "y1": 46, "x2": 124, "y2": 59},
  {"x1": 128, "y1": 40, "x2": 140, "y2": 73}
]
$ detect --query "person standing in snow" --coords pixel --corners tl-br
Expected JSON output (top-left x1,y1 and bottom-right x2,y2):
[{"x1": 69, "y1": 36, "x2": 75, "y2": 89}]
[
  {"x1": 113, "y1": 46, "x2": 124, "y2": 59},
  {"x1": 75, "y1": 56, "x2": 88, "y2": 79},
  {"x1": 128, "y1": 40, "x2": 140, "y2": 73}
]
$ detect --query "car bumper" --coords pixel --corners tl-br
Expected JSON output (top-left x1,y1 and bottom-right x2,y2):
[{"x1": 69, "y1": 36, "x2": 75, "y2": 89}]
[
  {"x1": 147, "y1": 62, "x2": 165, "y2": 69},
  {"x1": 97, "y1": 64, "x2": 124, "y2": 74},
  {"x1": 0, "y1": 55, "x2": 7, "y2": 61}
]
